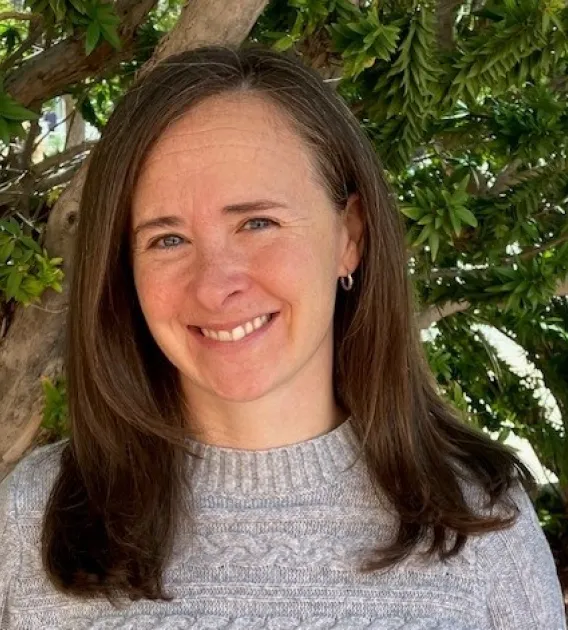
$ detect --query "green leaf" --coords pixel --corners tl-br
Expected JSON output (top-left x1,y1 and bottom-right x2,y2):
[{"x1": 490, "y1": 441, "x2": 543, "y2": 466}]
[
  {"x1": 453, "y1": 205, "x2": 478, "y2": 228},
  {"x1": 497, "y1": 427, "x2": 511, "y2": 443},
  {"x1": 345, "y1": 21, "x2": 367, "y2": 36},
  {"x1": 0, "y1": 95, "x2": 39, "y2": 121},
  {"x1": 0, "y1": 219, "x2": 20, "y2": 236},
  {"x1": 0, "y1": 239, "x2": 15, "y2": 262},
  {"x1": 272, "y1": 34, "x2": 296, "y2": 52},
  {"x1": 49, "y1": 0, "x2": 66, "y2": 20},
  {"x1": 412, "y1": 224, "x2": 433, "y2": 247},
  {"x1": 417, "y1": 214, "x2": 434, "y2": 225},
  {"x1": 68, "y1": 0, "x2": 87, "y2": 12},
  {"x1": 0, "y1": 117, "x2": 10, "y2": 144},
  {"x1": 19, "y1": 235, "x2": 43, "y2": 254},
  {"x1": 429, "y1": 230, "x2": 440, "y2": 261},
  {"x1": 400, "y1": 205, "x2": 423, "y2": 220},
  {"x1": 0, "y1": 26, "x2": 22, "y2": 55},
  {"x1": 504, "y1": 292, "x2": 519, "y2": 312},
  {"x1": 20, "y1": 249, "x2": 34, "y2": 264},
  {"x1": 85, "y1": 21, "x2": 101, "y2": 55},
  {"x1": 513, "y1": 280, "x2": 529, "y2": 294},
  {"x1": 448, "y1": 209, "x2": 462, "y2": 236},
  {"x1": 494, "y1": 267, "x2": 517, "y2": 281},
  {"x1": 21, "y1": 277, "x2": 45, "y2": 296},
  {"x1": 11, "y1": 246, "x2": 23, "y2": 260},
  {"x1": 5, "y1": 269, "x2": 23, "y2": 300},
  {"x1": 100, "y1": 23, "x2": 121, "y2": 50}
]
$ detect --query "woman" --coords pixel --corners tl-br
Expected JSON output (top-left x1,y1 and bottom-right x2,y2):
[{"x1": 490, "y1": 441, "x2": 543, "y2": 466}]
[{"x1": 0, "y1": 45, "x2": 565, "y2": 629}]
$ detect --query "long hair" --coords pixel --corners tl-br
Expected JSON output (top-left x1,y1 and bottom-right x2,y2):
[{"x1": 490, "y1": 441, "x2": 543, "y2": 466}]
[{"x1": 42, "y1": 44, "x2": 535, "y2": 601}]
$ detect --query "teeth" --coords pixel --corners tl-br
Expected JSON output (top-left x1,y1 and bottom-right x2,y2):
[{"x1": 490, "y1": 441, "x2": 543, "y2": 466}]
[
  {"x1": 200, "y1": 314, "x2": 271, "y2": 342},
  {"x1": 231, "y1": 325, "x2": 246, "y2": 341}
]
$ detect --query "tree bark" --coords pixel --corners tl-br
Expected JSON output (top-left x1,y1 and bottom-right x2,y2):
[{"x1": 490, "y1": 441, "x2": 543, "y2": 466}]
[
  {"x1": 436, "y1": 0, "x2": 461, "y2": 51},
  {"x1": 0, "y1": 169, "x2": 83, "y2": 480},
  {"x1": 0, "y1": 0, "x2": 270, "y2": 479},
  {"x1": 63, "y1": 96, "x2": 86, "y2": 149},
  {"x1": 141, "y1": 0, "x2": 269, "y2": 78}
]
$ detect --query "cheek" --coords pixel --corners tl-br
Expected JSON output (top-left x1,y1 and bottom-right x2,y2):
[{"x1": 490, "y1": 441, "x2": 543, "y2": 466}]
[
  {"x1": 133, "y1": 262, "x2": 187, "y2": 322},
  {"x1": 256, "y1": 234, "x2": 338, "y2": 301}
]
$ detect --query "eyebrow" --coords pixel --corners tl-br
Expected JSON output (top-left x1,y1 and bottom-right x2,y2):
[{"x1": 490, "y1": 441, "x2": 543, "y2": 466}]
[{"x1": 132, "y1": 200, "x2": 289, "y2": 238}]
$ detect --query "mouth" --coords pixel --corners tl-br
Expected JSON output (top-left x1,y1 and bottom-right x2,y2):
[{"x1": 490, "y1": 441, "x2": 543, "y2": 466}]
[{"x1": 190, "y1": 312, "x2": 278, "y2": 343}]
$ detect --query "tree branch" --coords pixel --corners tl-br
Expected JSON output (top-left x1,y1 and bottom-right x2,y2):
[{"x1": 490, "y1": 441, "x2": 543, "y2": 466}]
[
  {"x1": 0, "y1": 142, "x2": 95, "y2": 207},
  {"x1": 421, "y1": 232, "x2": 568, "y2": 282},
  {"x1": 417, "y1": 299, "x2": 471, "y2": 329},
  {"x1": 417, "y1": 277, "x2": 568, "y2": 329},
  {"x1": 515, "y1": 233, "x2": 568, "y2": 262},
  {"x1": 0, "y1": 12, "x2": 39, "y2": 21},
  {"x1": 36, "y1": 164, "x2": 82, "y2": 192},
  {"x1": 4, "y1": 0, "x2": 158, "y2": 107},
  {"x1": 436, "y1": 0, "x2": 461, "y2": 51},
  {"x1": 33, "y1": 141, "x2": 96, "y2": 176},
  {"x1": 140, "y1": 0, "x2": 269, "y2": 78},
  {"x1": 490, "y1": 158, "x2": 523, "y2": 195}
]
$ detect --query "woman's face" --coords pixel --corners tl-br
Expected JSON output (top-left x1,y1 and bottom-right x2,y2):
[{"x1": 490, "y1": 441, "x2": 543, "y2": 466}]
[{"x1": 131, "y1": 93, "x2": 362, "y2": 404}]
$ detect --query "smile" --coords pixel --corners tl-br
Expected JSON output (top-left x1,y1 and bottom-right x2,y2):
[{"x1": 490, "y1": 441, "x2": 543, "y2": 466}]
[{"x1": 200, "y1": 313, "x2": 274, "y2": 342}]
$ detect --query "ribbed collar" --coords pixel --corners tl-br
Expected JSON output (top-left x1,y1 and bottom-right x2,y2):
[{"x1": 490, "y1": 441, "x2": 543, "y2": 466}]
[{"x1": 184, "y1": 417, "x2": 362, "y2": 497}]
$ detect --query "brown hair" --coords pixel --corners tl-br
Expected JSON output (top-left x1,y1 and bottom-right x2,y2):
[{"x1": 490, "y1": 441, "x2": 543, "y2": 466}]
[{"x1": 42, "y1": 44, "x2": 535, "y2": 602}]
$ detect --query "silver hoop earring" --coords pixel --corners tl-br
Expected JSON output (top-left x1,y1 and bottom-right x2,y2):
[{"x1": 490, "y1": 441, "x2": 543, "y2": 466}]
[{"x1": 340, "y1": 273, "x2": 354, "y2": 291}]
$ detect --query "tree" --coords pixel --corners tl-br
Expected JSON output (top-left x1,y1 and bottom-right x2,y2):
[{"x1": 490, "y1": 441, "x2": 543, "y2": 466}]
[{"x1": 1, "y1": 0, "x2": 567, "y2": 600}]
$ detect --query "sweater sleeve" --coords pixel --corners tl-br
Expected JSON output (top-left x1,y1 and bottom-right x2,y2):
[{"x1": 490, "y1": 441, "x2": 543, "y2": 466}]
[
  {"x1": 476, "y1": 482, "x2": 566, "y2": 630},
  {"x1": 0, "y1": 467, "x2": 21, "y2": 630}
]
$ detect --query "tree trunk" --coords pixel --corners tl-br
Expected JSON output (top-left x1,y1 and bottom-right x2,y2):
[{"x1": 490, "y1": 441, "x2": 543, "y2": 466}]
[
  {"x1": 0, "y1": 0, "x2": 270, "y2": 480},
  {"x1": 63, "y1": 96, "x2": 86, "y2": 150}
]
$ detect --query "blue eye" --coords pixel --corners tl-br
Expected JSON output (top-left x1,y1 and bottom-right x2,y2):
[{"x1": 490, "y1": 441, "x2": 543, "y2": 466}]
[
  {"x1": 243, "y1": 218, "x2": 276, "y2": 231},
  {"x1": 152, "y1": 235, "x2": 184, "y2": 249}
]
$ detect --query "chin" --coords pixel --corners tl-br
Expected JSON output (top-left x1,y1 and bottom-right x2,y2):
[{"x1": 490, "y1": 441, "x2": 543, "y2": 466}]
[
  {"x1": 207, "y1": 380, "x2": 276, "y2": 403},
  {"x1": 183, "y1": 369, "x2": 281, "y2": 404}
]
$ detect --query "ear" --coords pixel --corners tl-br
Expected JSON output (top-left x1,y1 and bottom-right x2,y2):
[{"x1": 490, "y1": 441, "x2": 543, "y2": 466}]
[{"x1": 337, "y1": 192, "x2": 364, "y2": 277}]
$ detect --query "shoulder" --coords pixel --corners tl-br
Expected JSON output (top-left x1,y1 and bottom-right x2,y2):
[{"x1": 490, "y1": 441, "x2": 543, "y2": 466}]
[
  {"x1": 0, "y1": 441, "x2": 67, "y2": 625},
  {"x1": 462, "y1": 478, "x2": 566, "y2": 629},
  {"x1": 1, "y1": 440, "x2": 67, "y2": 519}
]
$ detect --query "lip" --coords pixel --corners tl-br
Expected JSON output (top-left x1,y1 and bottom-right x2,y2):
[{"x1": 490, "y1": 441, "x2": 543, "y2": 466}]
[{"x1": 187, "y1": 312, "x2": 279, "y2": 348}]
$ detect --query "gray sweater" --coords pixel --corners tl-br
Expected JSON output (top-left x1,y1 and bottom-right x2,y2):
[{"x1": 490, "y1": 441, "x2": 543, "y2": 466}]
[{"x1": 0, "y1": 418, "x2": 565, "y2": 629}]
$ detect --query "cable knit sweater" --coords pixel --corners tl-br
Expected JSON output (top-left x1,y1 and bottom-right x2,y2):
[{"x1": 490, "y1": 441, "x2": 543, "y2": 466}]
[{"x1": 0, "y1": 418, "x2": 565, "y2": 629}]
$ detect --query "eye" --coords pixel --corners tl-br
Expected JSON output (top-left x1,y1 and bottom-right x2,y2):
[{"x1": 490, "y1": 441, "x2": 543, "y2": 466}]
[
  {"x1": 150, "y1": 234, "x2": 185, "y2": 250},
  {"x1": 242, "y1": 218, "x2": 277, "y2": 231}
]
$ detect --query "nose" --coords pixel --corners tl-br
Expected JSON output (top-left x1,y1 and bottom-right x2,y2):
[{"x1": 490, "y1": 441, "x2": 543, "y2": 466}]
[{"x1": 191, "y1": 248, "x2": 250, "y2": 312}]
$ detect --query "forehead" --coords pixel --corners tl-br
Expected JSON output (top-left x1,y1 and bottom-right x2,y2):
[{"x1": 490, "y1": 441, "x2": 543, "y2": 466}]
[
  {"x1": 139, "y1": 93, "x2": 316, "y2": 177},
  {"x1": 131, "y1": 93, "x2": 327, "y2": 215}
]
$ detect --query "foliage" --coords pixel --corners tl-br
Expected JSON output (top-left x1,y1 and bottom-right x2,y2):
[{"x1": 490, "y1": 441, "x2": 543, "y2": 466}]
[
  {"x1": 0, "y1": 82, "x2": 39, "y2": 144},
  {"x1": 40, "y1": 375, "x2": 69, "y2": 440},
  {"x1": 400, "y1": 174, "x2": 476, "y2": 262},
  {"x1": 0, "y1": 218, "x2": 63, "y2": 304},
  {"x1": 24, "y1": 0, "x2": 121, "y2": 56}
]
